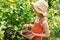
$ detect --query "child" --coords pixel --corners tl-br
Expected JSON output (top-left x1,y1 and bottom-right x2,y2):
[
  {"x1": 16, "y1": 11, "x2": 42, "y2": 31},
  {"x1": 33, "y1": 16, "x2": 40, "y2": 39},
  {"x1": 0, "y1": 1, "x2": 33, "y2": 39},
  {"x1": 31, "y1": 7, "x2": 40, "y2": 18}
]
[{"x1": 22, "y1": 0, "x2": 50, "y2": 40}]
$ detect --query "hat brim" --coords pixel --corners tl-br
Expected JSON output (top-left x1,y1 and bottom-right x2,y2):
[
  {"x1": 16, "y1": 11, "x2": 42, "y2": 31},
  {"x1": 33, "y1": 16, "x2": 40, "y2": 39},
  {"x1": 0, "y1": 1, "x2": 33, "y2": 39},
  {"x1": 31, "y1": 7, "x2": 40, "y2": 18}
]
[{"x1": 32, "y1": 2, "x2": 47, "y2": 16}]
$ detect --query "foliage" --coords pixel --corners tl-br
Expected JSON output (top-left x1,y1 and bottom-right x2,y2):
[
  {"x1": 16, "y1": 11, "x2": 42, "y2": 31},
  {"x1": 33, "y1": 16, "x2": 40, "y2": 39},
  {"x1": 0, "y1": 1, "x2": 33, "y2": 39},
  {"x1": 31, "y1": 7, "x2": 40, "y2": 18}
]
[{"x1": 0, "y1": 0, "x2": 60, "y2": 40}]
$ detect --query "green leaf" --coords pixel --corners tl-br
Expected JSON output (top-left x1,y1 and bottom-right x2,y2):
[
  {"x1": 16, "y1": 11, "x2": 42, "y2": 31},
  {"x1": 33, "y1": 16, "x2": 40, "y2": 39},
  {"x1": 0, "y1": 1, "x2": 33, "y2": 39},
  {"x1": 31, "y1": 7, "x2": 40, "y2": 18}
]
[{"x1": 0, "y1": 31, "x2": 4, "y2": 39}]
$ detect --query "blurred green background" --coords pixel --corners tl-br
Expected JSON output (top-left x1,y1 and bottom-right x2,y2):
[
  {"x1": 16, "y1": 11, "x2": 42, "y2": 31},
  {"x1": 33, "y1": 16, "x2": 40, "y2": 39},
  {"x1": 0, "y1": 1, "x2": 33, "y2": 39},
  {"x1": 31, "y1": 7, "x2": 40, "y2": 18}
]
[{"x1": 0, "y1": 0, "x2": 60, "y2": 40}]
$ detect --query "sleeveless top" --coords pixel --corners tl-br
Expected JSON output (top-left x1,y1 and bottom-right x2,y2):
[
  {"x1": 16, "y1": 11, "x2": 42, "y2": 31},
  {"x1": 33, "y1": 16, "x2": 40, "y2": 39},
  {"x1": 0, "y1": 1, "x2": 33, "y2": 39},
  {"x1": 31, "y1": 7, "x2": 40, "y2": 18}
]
[{"x1": 31, "y1": 17, "x2": 48, "y2": 40}]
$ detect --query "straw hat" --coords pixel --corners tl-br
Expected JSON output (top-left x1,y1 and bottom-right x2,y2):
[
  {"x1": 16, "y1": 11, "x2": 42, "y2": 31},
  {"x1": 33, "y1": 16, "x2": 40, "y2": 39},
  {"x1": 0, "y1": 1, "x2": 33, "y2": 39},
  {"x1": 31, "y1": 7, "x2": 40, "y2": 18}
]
[{"x1": 31, "y1": 0, "x2": 48, "y2": 16}]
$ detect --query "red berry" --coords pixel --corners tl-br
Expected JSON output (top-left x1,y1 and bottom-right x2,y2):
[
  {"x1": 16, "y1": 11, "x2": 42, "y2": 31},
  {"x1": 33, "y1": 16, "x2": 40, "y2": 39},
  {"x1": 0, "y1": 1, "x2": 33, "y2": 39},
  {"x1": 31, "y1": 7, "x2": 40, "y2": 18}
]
[{"x1": 22, "y1": 31, "x2": 31, "y2": 35}]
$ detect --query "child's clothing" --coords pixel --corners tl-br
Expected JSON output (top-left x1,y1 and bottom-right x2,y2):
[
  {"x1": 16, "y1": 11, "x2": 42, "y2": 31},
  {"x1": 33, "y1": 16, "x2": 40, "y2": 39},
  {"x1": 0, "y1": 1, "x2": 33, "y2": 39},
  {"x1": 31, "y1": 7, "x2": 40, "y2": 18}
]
[{"x1": 31, "y1": 17, "x2": 48, "y2": 40}]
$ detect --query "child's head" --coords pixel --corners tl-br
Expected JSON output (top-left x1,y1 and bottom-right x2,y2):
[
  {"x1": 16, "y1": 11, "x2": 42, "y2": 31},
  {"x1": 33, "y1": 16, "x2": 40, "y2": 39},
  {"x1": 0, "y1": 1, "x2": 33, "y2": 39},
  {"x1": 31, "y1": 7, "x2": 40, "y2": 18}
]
[{"x1": 32, "y1": 0, "x2": 48, "y2": 16}]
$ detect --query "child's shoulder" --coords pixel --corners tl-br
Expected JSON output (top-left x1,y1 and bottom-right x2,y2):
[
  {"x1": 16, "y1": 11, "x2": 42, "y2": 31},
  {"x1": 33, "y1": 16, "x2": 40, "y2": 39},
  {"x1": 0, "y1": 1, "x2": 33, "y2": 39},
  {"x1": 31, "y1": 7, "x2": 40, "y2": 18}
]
[
  {"x1": 42, "y1": 17, "x2": 48, "y2": 21},
  {"x1": 41, "y1": 17, "x2": 48, "y2": 23},
  {"x1": 42, "y1": 17, "x2": 48, "y2": 24}
]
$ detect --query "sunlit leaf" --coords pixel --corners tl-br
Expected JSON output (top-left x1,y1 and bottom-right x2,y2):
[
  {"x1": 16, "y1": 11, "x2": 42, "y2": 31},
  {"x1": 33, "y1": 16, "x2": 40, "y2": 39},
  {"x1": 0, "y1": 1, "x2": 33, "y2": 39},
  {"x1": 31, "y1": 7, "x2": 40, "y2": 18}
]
[{"x1": 8, "y1": 0, "x2": 16, "y2": 2}]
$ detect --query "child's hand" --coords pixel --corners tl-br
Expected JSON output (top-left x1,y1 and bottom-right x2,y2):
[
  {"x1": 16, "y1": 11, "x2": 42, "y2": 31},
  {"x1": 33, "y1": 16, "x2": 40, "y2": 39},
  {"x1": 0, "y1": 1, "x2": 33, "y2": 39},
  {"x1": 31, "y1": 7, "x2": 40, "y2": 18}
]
[
  {"x1": 26, "y1": 33, "x2": 35, "y2": 39},
  {"x1": 32, "y1": 32, "x2": 37, "y2": 36},
  {"x1": 20, "y1": 30, "x2": 35, "y2": 39},
  {"x1": 23, "y1": 24, "x2": 29, "y2": 28},
  {"x1": 28, "y1": 33, "x2": 35, "y2": 39}
]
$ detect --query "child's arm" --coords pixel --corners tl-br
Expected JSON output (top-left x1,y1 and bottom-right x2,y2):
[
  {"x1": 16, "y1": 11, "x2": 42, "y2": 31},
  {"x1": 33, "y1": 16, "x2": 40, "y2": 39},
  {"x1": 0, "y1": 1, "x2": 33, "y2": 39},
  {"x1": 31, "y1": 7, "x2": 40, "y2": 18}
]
[{"x1": 32, "y1": 20, "x2": 50, "y2": 37}]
